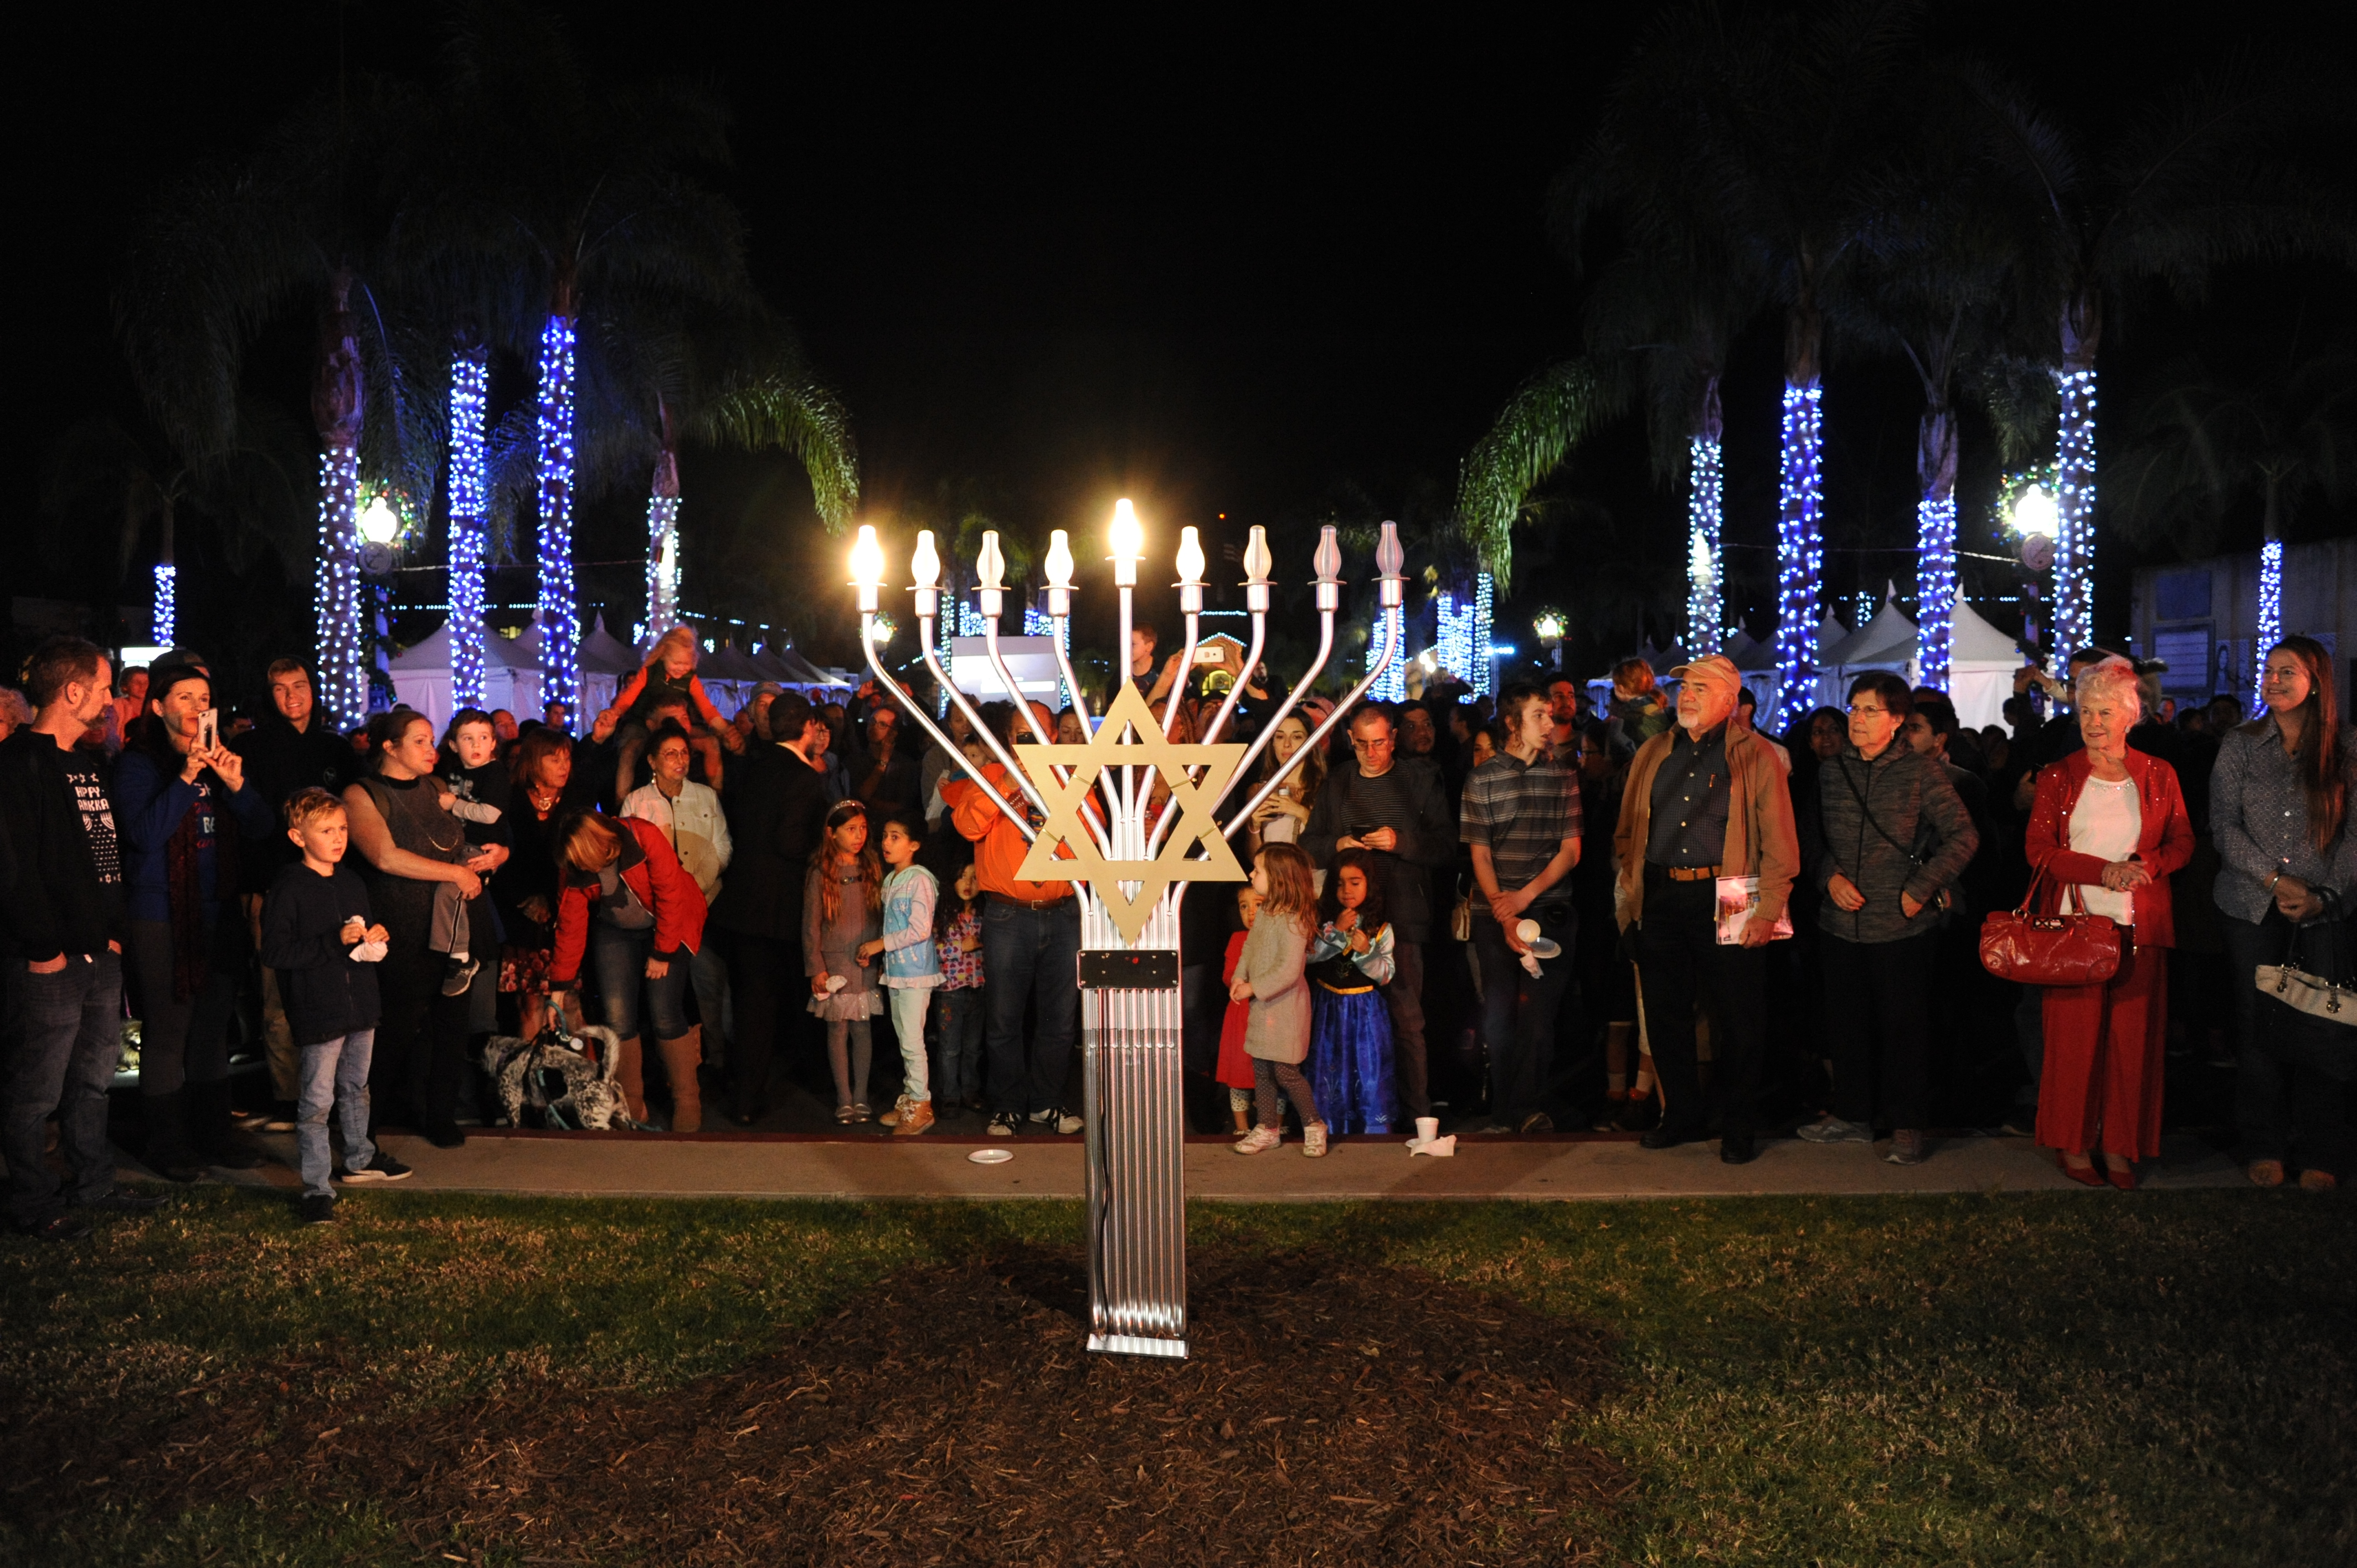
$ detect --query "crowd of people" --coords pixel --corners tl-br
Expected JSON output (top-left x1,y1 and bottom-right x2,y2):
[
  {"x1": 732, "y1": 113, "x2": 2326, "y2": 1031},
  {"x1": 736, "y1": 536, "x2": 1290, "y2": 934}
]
[{"x1": 3, "y1": 617, "x2": 2351, "y2": 1238}]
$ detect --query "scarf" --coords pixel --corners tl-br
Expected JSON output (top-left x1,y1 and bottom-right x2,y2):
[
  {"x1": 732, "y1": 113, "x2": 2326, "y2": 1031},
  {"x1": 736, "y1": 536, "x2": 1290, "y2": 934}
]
[{"x1": 163, "y1": 777, "x2": 237, "y2": 1002}]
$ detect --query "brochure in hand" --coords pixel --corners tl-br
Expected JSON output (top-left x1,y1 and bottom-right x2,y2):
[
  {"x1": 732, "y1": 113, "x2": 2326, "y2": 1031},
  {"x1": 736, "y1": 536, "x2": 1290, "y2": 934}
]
[{"x1": 1714, "y1": 875, "x2": 1794, "y2": 946}]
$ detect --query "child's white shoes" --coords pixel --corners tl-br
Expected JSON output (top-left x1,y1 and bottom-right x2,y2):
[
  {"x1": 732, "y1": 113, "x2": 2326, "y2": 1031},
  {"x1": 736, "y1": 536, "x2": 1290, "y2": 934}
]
[
  {"x1": 1302, "y1": 1121, "x2": 1329, "y2": 1158},
  {"x1": 1232, "y1": 1126, "x2": 1282, "y2": 1156}
]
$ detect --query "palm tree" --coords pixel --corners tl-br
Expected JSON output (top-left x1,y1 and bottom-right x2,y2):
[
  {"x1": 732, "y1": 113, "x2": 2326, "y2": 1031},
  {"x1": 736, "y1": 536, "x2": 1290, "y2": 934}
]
[
  {"x1": 1961, "y1": 59, "x2": 2357, "y2": 660},
  {"x1": 1850, "y1": 110, "x2": 2026, "y2": 689},
  {"x1": 117, "y1": 72, "x2": 435, "y2": 729},
  {"x1": 1451, "y1": 359, "x2": 1621, "y2": 594},
  {"x1": 2111, "y1": 343, "x2": 2356, "y2": 680},
  {"x1": 630, "y1": 301, "x2": 860, "y2": 641},
  {"x1": 419, "y1": 3, "x2": 760, "y2": 712},
  {"x1": 1572, "y1": 0, "x2": 1922, "y2": 724}
]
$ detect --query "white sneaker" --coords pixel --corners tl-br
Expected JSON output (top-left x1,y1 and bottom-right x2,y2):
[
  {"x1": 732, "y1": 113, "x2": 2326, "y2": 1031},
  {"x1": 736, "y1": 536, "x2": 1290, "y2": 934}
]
[
  {"x1": 1795, "y1": 1115, "x2": 1872, "y2": 1144},
  {"x1": 1302, "y1": 1122, "x2": 1329, "y2": 1158},
  {"x1": 1232, "y1": 1126, "x2": 1282, "y2": 1156}
]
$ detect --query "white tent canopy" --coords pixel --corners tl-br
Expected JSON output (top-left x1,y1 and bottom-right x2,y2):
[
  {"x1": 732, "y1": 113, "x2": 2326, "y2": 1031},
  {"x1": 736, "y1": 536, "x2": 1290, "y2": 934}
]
[{"x1": 388, "y1": 616, "x2": 544, "y2": 734}]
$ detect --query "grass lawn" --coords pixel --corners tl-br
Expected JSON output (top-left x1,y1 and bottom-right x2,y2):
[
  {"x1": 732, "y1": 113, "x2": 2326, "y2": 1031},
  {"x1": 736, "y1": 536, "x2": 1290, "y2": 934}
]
[{"x1": 2, "y1": 1188, "x2": 2349, "y2": 1565}]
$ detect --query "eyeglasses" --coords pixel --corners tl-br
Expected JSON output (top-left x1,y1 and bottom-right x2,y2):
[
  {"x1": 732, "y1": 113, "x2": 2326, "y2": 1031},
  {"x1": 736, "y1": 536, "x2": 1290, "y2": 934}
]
[{"x1": 1846, "y1": 703, "x2": 1888, "y2": 717}]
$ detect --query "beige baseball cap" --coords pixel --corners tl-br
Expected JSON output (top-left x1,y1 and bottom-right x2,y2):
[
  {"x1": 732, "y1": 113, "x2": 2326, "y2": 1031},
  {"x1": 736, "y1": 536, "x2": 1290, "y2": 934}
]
[{"x1": 1668, "y1": 653, "x2": 1742, "y2": 693}]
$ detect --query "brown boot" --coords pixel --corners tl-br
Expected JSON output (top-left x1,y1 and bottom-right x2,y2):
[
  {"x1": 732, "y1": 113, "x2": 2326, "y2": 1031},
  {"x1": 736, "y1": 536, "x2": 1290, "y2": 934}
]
[
  {"x1": 892, "y1": 1096, "x2": 935, "y2": 1137},
  {"x1": 612, "y1": 1035, "x2": 648, "y2": 1124},
  {"x1": 657, "y1": 1028, "x2": 704, "y2": 1133}
]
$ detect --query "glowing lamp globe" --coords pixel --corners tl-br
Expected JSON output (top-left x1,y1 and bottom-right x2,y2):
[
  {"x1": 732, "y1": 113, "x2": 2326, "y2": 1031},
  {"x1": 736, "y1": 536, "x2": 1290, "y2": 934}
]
[
  {"x1": 1045, "y1": 530, "x2": 1075, "y2": 591},
  {"x1": 848, "y1": 525, "x2": 885, "y2": 589},
  {"x1": 911, "y1": 530, "x2": 941, "y2": 591},
  {"x1": 2011, "y1": 485, "x2": 2058, "y2": 540},
  {"x1": 358, "y1": 494, "x2": 402, "y2": 547}
]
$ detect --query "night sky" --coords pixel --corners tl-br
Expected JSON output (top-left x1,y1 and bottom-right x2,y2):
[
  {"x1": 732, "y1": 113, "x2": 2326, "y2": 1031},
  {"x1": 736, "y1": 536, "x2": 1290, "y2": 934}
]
[{"x1": 16, "y1": 2, "x2": 2351, "y2": 680}]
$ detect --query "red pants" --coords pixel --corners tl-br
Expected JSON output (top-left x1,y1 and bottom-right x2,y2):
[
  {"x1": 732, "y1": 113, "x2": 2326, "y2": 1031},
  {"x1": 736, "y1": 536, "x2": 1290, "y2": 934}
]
[{"x1": 2038, "y1": 940, "x2": 2168, "y2": 1158}]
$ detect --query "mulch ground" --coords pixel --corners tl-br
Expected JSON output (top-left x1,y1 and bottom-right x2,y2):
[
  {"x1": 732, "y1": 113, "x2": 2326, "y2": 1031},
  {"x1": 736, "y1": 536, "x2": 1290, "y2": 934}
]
[{"x1": 9, "y1": 1247, "x2": 1632, "y2": 1565}]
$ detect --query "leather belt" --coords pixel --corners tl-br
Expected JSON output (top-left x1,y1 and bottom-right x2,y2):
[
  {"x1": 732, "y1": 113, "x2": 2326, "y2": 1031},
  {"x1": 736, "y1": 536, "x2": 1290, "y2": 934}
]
[
  {"x1": 987, "y1": 891, "x2": 1073, "y2": 911},
  {"x1": 1654, "y1": 863, "x2": 1723, "y2": 883}
]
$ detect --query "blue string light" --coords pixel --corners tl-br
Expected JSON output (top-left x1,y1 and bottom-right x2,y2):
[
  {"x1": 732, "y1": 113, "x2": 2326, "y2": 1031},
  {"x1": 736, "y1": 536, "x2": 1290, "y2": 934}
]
[
  {"x1": 645, "y1": 494, "x2": 682, "y2": 640},
  {"x1": 1474, "y1": 572, "x2": 1495, "y2": 697},
  {"x1": 2256, "y1": 537, "x2": 2283, "y2": 692},
  {"x1": 1685, "y1": 435, "x2": 1723, "y2": 654},
  {"x1": 536, "y1": 314, "x2": 579, "y2": 714},
  {"x1": 1772, "y1": 381, "x2": 1824, "y2": 727},
  {"x1": 1370, "y1": 605, "x2": 1406, "y2": 700},
  {"x1": 1915, "y1": 494, "x2": 1958, "y2": 691},
  {"x1": 312, "y1": 445, "x2": 364, "y2": 730},
  {"x1": 2051, "y1": 368, "x2": 2097, "y2": 662},
  {"x1": 1435, "y1": 589, "x2": 1477, "y2": 689},
  {"x1": 447, "y1": 349, "x2": 489, "y2": 709},
  {"x1": 150, "y1": 564, "x2": 176, "y2": 648}
]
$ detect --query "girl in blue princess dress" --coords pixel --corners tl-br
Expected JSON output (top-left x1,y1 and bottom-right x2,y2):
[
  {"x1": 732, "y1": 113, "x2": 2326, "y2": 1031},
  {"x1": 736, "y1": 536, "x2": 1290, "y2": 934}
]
[{"x1": 1306, "y1": 846, "x2": 1397, "y2": 1134}]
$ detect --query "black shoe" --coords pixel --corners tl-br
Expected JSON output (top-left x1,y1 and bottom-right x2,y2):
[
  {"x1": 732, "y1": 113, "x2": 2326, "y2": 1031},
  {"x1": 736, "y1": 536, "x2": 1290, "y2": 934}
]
[
  {"x1": 1615, "y1": 1092, "x2": 1661, "y2": 1133},
  {"x1": 1639, "y1": 1123, "x2": 1701, "y2": 1151},
  {"x1": 337, "y1": 1152, "x2": 413, "y2": 1183},
  {"x1": 300, "y1": 1194, "x2": 337, "y2": 1225},
  {"x1": 82, "y1": 1189, "x2": 170, "y2": 1214},
  {"x1": 423, "y1": 1125, "x2": 467, "y2": 1149},
  {"x1": 14, "y1": 1213, "x2": 93, "y2": 1241},
  {"x1": 1519, "y1": 1111, "x2": 1555, "y2": 1135},
  {"x1": 1719, "y1": 1132, "x2": 1758, "y2": 1165},
  {"x1": 986, "y1": 1111, "x2": 1021, "y2": 1137},
  {"x1": 440, "y1": 954, "x2": 482, "y2": 997}
]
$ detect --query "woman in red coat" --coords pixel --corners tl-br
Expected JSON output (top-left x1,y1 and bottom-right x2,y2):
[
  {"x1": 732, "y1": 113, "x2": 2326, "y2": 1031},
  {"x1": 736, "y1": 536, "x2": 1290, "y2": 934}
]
[
  {"x1": 549, "y1": 813, "x2": 711, "y2": 1129},
  {"x1": 2024, "y1": 657, "x2": 2196, "y2": 1188}
]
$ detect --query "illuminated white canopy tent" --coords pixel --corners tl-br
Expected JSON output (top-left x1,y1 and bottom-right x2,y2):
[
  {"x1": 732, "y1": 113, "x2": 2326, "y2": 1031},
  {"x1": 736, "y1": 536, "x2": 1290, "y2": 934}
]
[
  {"x1": 1809, "y1": 585, "x2": 2025, "y2": 731},
  {"x1": 389, "y1": 615, "x2": 547, "y2": 731}
]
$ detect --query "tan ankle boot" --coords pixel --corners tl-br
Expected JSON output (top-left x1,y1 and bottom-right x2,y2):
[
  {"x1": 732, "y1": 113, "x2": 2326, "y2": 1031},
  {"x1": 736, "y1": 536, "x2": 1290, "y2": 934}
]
[
  {"x1": 658, "y1": 1028, "x2": 704, "y2": 1133},
  {"x1": 613, "y1": 1035, "x2": 648, "y2": 1123}
]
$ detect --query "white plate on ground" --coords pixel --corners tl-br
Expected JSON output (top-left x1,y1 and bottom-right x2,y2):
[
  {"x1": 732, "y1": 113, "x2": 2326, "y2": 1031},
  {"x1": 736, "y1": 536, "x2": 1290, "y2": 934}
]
[{"x1": 967, "y1": 1148, "x2": 1014, "y2": 1164}]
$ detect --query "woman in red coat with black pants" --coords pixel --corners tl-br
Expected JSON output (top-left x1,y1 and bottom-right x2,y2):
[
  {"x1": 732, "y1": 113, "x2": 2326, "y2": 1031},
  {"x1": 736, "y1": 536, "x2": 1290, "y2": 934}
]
[
  {"x1": 2024, "y1": 657, "x2": 2196, "y2": 1188},
  {"x1": 549, "y1": 813, "x2": 709, "y2": 1131}
]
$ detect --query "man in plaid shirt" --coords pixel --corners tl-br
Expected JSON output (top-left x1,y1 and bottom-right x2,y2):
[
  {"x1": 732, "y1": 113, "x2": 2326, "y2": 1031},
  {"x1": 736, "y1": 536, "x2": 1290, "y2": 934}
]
[{"x1": 1460, "y1": 682, "x2": 1584, "y2": 1134}]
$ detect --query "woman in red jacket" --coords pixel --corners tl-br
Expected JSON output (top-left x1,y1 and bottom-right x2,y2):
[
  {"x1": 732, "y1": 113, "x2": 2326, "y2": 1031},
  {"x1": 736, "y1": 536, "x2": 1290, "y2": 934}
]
[
  {"x1": 2024, "y1": 657, "x2": 2196, "y2": 1188},
  {"x1": 549, "y1": 813, "x2": 710, "y2": 1131}
]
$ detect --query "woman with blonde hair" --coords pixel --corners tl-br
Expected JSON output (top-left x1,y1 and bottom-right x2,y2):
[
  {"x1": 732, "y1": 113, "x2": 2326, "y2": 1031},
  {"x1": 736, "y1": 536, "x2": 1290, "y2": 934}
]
[
  {"x1": 2212, "y1": 635, "x2": 2357, "y2": 1188},
  {"x1": 2023, "y1": 656, "x2": 2195, "y2": 1188}
]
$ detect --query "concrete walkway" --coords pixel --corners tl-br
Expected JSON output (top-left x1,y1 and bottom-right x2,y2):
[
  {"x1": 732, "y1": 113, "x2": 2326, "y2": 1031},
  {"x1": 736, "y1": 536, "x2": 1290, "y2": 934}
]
[{"x1": 123, "y1": 1127, "x2": 2250, "y2": 1203}]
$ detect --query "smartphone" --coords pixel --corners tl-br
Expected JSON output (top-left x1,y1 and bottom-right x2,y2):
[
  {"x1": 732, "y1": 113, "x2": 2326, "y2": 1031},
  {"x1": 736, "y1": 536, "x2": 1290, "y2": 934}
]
[
  {"x1": 1192, "y1": 643, "x2": 1226, "y2": 666},
  {"x1": 196, "y1": 709, "x2": 219, "y2": 752}
]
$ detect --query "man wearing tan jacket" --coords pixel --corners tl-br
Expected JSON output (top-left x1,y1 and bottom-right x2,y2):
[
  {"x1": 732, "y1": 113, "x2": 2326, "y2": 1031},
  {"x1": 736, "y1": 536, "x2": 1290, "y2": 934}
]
[{"x1": 1612, "y1": 654, "x2": 1799, "y2": 1164}]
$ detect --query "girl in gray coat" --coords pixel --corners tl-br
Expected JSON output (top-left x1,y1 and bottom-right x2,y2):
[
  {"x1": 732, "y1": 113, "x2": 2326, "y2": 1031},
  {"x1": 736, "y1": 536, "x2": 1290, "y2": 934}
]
[{"x1": 1231, "y1": 843, "x2": 1325, "y2": 1157}]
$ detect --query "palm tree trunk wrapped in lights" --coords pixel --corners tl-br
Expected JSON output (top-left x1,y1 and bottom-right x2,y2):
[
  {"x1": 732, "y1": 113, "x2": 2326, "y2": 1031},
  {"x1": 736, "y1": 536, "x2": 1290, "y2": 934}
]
[
  {"x1": 1685, "y1": 378, "x2": 1725, "y2": 653},
  {"x1": 312, "y1": 273, "x2": 368, "y2": 731},
  {"x1": 1915, "y1": 404, "x2": 1960, "y2": 689},
  {"x1": 644, "y1": 400, "x2": 684, "y2": 639},
  {"x1": 446, "y1": 342, "x2": 491, "y2": 709},
  {"x1": 1772, "y1": 302, "x2": 1826, "y2": 728},
  {"x1": 2050, "y1": 295, "x2": 2100, "y2": 663},
  {"x1": 536, "y1": 295, "x2": 580, "y2": 714}
]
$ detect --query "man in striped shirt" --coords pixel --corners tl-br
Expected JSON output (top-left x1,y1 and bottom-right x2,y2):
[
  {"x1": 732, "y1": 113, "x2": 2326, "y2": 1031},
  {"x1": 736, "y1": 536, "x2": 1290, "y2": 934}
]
[{"x1": 1461, "y1": 683, "x2": 1583, "y2": 1133}]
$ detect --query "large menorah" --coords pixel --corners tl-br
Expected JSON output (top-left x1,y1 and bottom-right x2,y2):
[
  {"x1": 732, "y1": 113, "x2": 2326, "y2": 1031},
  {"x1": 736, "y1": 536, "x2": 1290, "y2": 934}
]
[{"x1": 850, "y1": 502, "x2": 1403, "y2": 1357}]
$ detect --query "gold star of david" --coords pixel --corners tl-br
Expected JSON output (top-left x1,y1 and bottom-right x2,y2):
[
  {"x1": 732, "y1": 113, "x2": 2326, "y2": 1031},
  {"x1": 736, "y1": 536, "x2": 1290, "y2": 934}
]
[{"x1": 1014, "y1": 680, "x2": 1249, "y2": 941}]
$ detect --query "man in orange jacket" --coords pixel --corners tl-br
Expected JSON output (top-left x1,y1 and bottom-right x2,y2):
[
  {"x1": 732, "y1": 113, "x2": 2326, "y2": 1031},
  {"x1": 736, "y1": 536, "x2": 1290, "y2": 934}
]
[{"x1": 940, "y1": 699, "x2": 1088, "y2": 1137}]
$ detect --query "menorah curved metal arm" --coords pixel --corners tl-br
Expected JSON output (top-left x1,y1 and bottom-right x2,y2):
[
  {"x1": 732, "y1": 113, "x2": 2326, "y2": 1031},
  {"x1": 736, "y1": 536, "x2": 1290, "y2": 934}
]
[
  {"x1": 874, "y1": 604, "x2": 1036, "y2": 842},
  {"x1": 978, "y1": 588, "x2": 1118, "y2": 860},
  {"x1": 1222, "y1": 605, "x2": 1400, "y2": 838}
]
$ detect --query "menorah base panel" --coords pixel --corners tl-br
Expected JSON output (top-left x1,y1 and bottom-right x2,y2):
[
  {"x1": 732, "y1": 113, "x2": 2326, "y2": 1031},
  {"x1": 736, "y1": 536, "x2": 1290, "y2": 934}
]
[{"x1": 1081, "y1": 963, "x2": 1189, "y2": 1359}]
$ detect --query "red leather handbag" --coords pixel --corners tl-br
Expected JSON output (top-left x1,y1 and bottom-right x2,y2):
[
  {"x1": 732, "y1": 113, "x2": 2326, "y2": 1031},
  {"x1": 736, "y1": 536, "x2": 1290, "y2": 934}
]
[{"x1": 1979, "y1": 867, "x2": 2123, "y2": 986}]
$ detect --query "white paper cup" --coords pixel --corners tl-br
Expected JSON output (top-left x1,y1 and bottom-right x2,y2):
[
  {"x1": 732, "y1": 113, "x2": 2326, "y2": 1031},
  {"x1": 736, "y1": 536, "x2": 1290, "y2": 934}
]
[{"x1": 1414, "y1": 1116, "x2": 1439, "y2": 1145}]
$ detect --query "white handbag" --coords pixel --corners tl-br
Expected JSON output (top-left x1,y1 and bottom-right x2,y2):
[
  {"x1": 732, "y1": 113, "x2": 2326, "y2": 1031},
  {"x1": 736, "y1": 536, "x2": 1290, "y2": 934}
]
[{"x1": 2256, "y1": 923, "x2": 2357, "y2": 1030}]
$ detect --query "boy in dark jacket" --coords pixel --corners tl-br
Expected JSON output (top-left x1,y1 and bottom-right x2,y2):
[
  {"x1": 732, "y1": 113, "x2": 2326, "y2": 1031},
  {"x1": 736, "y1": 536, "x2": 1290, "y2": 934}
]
[{"x1": 260, "y1": 788, "x2": 408, "y2": 1223}]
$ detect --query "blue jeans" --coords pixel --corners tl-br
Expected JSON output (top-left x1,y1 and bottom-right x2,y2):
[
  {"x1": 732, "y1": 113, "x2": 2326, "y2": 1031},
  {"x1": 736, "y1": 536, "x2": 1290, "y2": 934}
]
[
  {"x1": 297, "y1": 1030, "x2": 377, "y2": 1197},
  {"x1": 980, "y1": 898, "x2": 1081, "y2": 1115},
  {"x1": 688, "y1": 943, "x2": 730, "y2": 1064},
  {"x1": 935, "y1": 987, "x2": 985, "y2": 1102},
  {"x1": 1472, "y1": 904, "x2": 1577, "y2": 1126},
  {"x1": 591, "y1": 924, "x2": 692, "y2": 1039},
  {"x1": 4, "y1": 950, "x2": 125, "y2": 1225}
]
